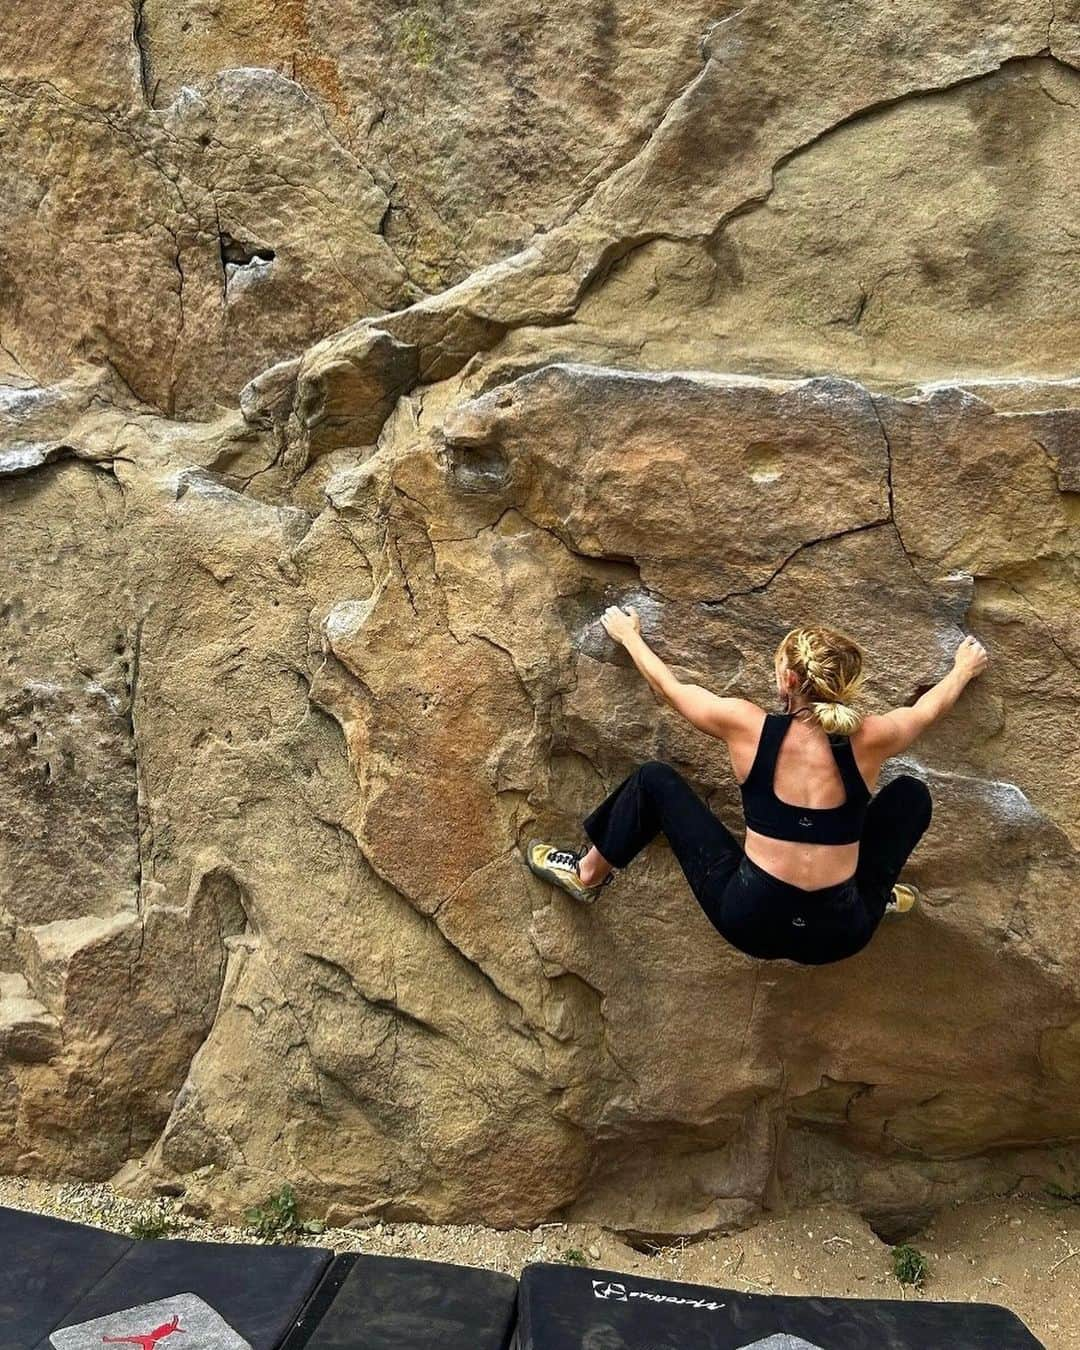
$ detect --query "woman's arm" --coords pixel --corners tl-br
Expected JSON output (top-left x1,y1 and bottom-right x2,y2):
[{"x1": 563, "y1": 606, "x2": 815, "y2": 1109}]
[
  {"x1": 862, "y1": 634, "x2": 989, "y2": 757},
  {"x1": 600, "y1": 605, "x2": 754, "y2": 739}
]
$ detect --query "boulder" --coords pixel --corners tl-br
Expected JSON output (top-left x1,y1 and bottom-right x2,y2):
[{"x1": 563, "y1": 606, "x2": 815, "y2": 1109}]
[{"x1": 0, "y1": 0, "x2": 1078, "y2": 1238}]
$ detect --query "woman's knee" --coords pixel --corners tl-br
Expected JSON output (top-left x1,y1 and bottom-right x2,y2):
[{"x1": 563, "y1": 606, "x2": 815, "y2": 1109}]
[
  {"x1": 885, "y1": 773, "x2": 933, "y2": 823},
  {"x1": 637, "y1": 759, "x2": 683, "y2": 792}
]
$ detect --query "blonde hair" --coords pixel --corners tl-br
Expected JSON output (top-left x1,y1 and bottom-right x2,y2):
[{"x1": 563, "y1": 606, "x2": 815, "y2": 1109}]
[{"x1": 775, "y1": 626, "x2": 866, "y2": 737}]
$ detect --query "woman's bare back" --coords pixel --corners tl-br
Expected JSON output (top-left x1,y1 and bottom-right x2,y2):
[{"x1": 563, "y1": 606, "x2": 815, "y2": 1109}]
[{"x1": 728, "y1": 708, "x2": 885, "y2": 891}]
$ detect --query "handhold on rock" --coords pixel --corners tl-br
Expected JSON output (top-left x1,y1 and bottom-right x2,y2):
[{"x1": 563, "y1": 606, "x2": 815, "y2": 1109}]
[{"x1": 0, "y1": 972, "x2": 61, "y2": 1063}]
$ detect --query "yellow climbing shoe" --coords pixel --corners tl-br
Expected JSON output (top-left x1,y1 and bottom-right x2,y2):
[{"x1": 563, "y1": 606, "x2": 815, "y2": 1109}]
[
  {"x1": 886, "y1": 882, "x2": 921, "y2": 915},
  {"x1": 525, "y1": 839, "x2": 611, "y2": 904}
]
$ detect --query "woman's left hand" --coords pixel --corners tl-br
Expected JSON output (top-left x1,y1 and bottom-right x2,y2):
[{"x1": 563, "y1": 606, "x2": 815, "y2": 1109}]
[{"x1": 600, "y1": 604, "x2": 641, "y2": 646}]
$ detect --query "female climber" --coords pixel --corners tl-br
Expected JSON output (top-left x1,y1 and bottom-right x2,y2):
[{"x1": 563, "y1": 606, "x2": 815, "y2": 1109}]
[{"x1": 525, "y1": 613, "x2": 989, "y2": 965}]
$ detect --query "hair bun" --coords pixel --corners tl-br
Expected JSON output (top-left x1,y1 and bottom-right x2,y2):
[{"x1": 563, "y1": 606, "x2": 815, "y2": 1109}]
[{"x1": 812, "y1": 699, "x2": 862, "y2": 737}]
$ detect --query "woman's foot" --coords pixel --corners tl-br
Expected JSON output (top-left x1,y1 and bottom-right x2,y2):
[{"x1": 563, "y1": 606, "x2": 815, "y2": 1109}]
[
  {"x1": 525, "y1": 840, "x2": 614, "y2": 904},
  {"x1": 886, "y1": 882, "x2": 921, "y2": 916}
]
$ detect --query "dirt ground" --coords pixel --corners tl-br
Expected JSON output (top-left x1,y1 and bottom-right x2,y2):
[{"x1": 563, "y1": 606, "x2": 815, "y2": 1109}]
[{"x1": 2, "y1": 1177, "x2": 1078, "y2": 1347}]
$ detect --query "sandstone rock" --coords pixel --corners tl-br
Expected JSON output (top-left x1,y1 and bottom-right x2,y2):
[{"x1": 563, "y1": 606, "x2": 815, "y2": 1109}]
[
  {"x1": 0, "y1": 0, "x2": 141, "y2": 111},
  {"x1": 1, "y1": 0, "x2": 1079, "y2": 1242},
  {"x1": 0, "y1": 973, "x2": 61, "y2": 1063},
  {"x1": 292, "y1": 328, "x2": 419, "y2": 464},
  {"x1": 18, "y1": 912, "x2": 141, "y2": 1020},
  {"x1": 275, "y1": 0, "x2": 1073, "y2": 408},
  {"x1": 562, "y1": 56, "x2": 1080, "y2": 388},
  {"x1": 132, "y1": 0, "x2": 730, "y2": 288},
  {"x1": 0, "y1": 71, "x2": 412, "y2": 418}
]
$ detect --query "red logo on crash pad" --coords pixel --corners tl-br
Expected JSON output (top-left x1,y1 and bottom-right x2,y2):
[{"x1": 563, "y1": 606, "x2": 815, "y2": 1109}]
[{"x1": 101, "y1": 1314, "x2": 183, "y2": 1348}]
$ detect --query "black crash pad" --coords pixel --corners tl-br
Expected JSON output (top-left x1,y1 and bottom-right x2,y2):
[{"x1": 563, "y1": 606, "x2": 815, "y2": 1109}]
[
  {"x1": 281, "y1": 1253, "x2": 518, "y2": 1349},
  {"x1": 47, "y1": 1232, "x2": 333, "y2": 1350},
  {"x1": 0, "y1": 1204, "x2": 332, "y2": 1350},
  {"x1": 513, "y1": 1261, "x2": 1045, "y2": 1349},
  {"x1": 0, "y1": 1205, "x2": 132, "y2": 1350}
]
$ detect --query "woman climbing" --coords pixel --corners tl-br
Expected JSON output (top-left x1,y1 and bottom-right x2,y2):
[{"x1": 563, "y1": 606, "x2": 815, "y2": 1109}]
[{"x1": 525, "y1": 611, "x2": 989, "y2": 965}]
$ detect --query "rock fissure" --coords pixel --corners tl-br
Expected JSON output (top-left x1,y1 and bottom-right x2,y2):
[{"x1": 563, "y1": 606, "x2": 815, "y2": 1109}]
[
  {"x1": 125, "y1": 617, "x2": 147, "y2": 914},
  {"x1": 131, "y1": 0, "x2": 154, "y2": 105},
  {"x1": 868, "y1": 395, "x2": 920, "y2": 574},
  {"x1": 304, "y1": 951, "x2": 447, "y2": 1041},
  {"x1": 698, "y1": 517, "x2": 892, "y2": 609},
  {"x1": 996, "y1": 576, "x2": 1080, "y2": 678}
]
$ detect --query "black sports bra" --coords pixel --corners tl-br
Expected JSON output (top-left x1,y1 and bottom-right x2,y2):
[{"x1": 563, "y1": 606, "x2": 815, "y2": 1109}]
[{"x1": 738, "y1": 711, "x2": 871, "y2": 845}]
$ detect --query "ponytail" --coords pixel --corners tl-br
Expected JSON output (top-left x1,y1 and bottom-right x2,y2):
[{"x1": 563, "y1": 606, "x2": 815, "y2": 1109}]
[{"x1": 810, "y1": 699, "x2": 863, "y2": 737}]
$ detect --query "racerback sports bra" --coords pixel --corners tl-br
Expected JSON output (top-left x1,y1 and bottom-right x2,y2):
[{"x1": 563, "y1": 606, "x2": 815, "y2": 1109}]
[{"x1": 739, "y1": 710, "x2": 871, "y2": 845}]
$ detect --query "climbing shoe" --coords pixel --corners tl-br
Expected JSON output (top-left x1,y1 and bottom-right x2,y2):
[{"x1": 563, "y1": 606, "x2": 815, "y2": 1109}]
[
  {"x1": 886, "y1": 882, "x2": 921, "y2": 915},
  {"x1": 525, "y1": 840, "x2": 613, "y2": 904}
]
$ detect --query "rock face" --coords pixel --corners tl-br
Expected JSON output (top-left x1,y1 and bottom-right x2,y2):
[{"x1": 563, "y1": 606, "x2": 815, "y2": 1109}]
[{"x1": 1, "y1": 0, "x2": 1080, "y2": 1238}]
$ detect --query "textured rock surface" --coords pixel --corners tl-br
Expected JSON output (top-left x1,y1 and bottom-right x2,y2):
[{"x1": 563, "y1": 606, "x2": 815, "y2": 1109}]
[{"x1": 1, "y1": 0, "x2": 1080, "y2": 1237}]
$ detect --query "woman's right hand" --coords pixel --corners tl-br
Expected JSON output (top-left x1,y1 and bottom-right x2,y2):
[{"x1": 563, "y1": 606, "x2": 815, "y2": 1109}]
[{"x1": 953, "y1": 634, "x2": 989, "y2": 680}]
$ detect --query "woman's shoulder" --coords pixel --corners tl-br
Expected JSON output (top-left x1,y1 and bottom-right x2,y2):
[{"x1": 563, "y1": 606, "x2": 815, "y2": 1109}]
[
  {"x1": 848, "y1": 714, "x2": 892, "y2": 786},
  {"x1": 853, "y1": 712, "x2": 891, "y2": 748},
  {"x1": 710, "y1": 697, "x2": 769, "y2": 742}
]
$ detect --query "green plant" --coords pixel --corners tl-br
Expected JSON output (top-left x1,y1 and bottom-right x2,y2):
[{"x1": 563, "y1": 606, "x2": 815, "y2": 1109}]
[
  {"x1": 245, "y1": 1184, "x2": 325, "y2": 1239},
  {"x1": 397, "y1": 13, "x2": 436, "y2": 66},
  {"x1": 891, "y1": 1242, "x2": 928, "y2": 1287},
  {"x1": 127, "y1": 1206, "x2": 174, "y2": 1240},
  {"x1": 1045, "y1": 1182, "x2": 1080, "y2": 1205},
  {"x1": 561, "y1": 1247, "x2": 587, "y2": 1265}
]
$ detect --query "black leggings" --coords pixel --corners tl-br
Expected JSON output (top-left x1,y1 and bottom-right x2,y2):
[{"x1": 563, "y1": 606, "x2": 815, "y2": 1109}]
[{"x1": 582, "y1": 761, "x2": 933, "y2": 965}]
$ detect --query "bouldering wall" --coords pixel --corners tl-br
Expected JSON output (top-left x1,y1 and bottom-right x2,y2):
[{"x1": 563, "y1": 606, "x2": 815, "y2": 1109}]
[{"x1": 1, "y1": 0, "x2": 1080, "y2": 1239}]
